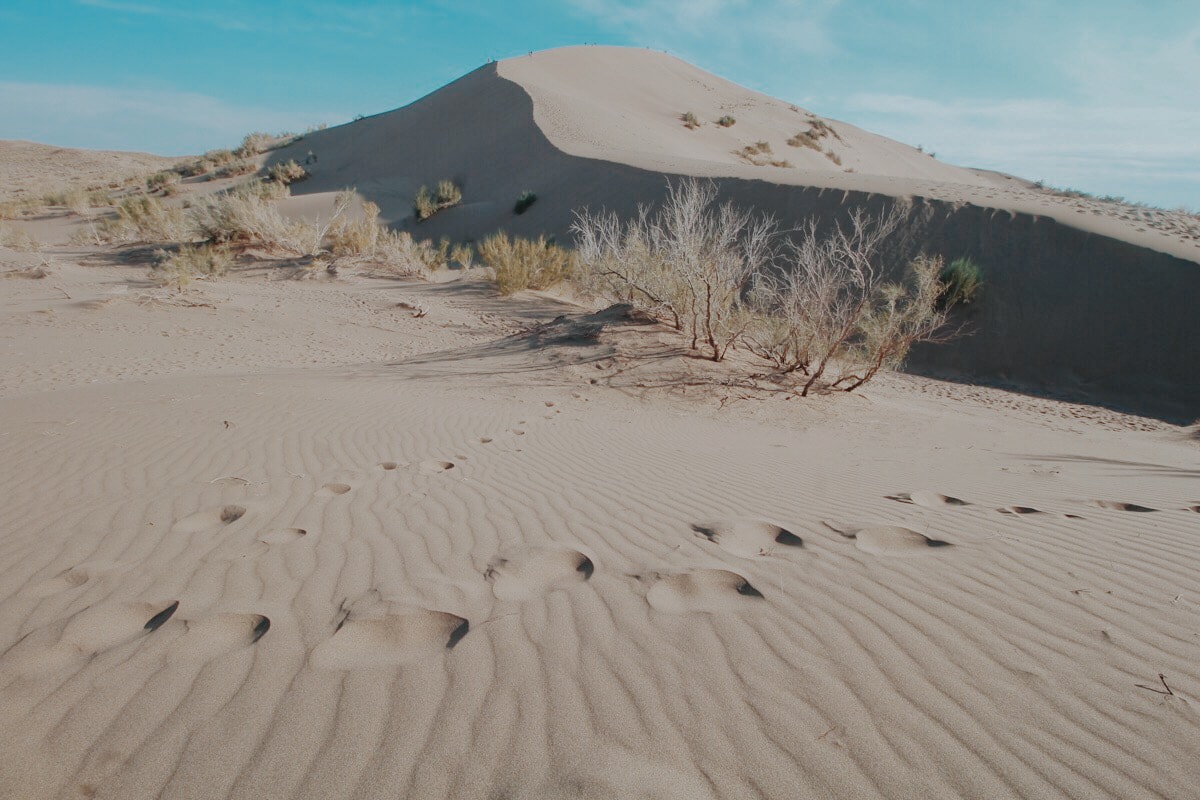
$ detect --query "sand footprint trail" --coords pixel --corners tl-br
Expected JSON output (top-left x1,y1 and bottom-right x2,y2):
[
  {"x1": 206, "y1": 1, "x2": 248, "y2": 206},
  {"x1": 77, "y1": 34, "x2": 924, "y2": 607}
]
[
  {"x1": 485, "y1": 545, "x2": 595, "y2": 601},
  {"x1": 691, "y1": 519, "x2": 803, "y2": 559},
  {"x1": 646, "y1": 569, "x2": 765, "y2": 614},
  {"x1": 823, "y1": 521, "x2": 952, "y2": 555},
  {"x1": 311, "y1": 607, "x2": 468, "y2": 669}
]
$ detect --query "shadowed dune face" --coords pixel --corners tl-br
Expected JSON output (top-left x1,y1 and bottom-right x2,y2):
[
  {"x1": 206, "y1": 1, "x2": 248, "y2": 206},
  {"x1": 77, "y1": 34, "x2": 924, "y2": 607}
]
[{"x1": 272, "y1": 50, "x2": 1199, "y2": 415}]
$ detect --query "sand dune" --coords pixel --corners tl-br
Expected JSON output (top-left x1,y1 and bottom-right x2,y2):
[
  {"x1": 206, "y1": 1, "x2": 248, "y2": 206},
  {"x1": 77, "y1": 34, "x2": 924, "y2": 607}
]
[{"x1": 271, "y1": 46, "x2": 1200, "y2": 412}]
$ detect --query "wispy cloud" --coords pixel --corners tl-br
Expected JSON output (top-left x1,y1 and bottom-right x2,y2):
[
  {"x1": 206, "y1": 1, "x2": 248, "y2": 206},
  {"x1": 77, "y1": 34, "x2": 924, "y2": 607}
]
[
  {"x1": 77, "y1": 0, "x2": 255, "y2": 32},
  {"x1": 0, "y1": 82, "x2": 344, "y2": 155},
  {"x1": 569, "y1": 0, "x2": 839, "y2": 56},
  {"x1": 840, "y1": 92, "x2": 1200, "y2": 206}
]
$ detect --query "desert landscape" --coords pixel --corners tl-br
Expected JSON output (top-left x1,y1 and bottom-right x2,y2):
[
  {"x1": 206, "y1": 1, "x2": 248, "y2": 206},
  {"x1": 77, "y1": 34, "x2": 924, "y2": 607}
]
[{"x1": 1, "y1": 44, "x2": 1198, "y2": 800}]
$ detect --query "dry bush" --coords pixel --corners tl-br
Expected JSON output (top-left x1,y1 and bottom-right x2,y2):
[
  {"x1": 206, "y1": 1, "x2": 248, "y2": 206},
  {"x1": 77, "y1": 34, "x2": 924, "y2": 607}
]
[
  {"x1": 681, "y1": 111, "x2": 700, "y2": 129},
  {"x1": 235, "y1": 132, "x2": 273, "y2": 159},
  {"x1": 211, "y1": 160, "x2": 256, "y2": 180},
  {"x1": 513, "y1": 190, "x2": 537, "y2": 215},
  {"x1": 151, "y1": 243, "x2": 232, "y2": 291},
  {"x1": 0, "y1": 200, "x2": 36, "y2": 220},
  {"x1": 373, "y1": 231, "x2": 451, "y2": 275},
  {"x1": 717, "y1": 115, "x2": 736, "y2": 127},
  {"x1": 573, "y1": 178, "x2": 776, "y2": 360},
  {"x1": 147, "y1": 171, "x2": 181, "y2": 194},
  {"x1": 268, "y1": 159, "x2": 308, "y2": 185},
  {"x1": 100, "y1": 195, "x2": 192, "y2": 242},
  {"x1": 328, "y1": 194, "x2": 382, "y2": 256},
  {"x1": 0, "y1": 225, "x2": 41, "y2": 252},
  {"x1": 192, "y1": 184, "x2": 343, "y2": 255},
  {"x1": 449, "y1": 242, "x2": 475, "y2": 269},
  {"x1": 745, "y1": 206, "x2": 951, "y2": 395},
  {"x1": 479, "y1": 232, "x2": 574, "y2": 295},
  {"x1": 413, "y1": 179, "x2": 463, "y2": 221}
]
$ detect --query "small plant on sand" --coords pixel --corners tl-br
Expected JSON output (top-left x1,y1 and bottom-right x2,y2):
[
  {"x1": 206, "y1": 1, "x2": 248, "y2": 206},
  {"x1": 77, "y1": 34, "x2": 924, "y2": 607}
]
[
  {"x1": 479, "y1": 232, "x2": 574, "y2": 295},
  {"x1": 936, "y1": 256, "x2": 983, "y2": 309},
  {"x1": 268, "y1": 159, "x2": 309, "y2": 186},
  {"x1": 191, "y1": 183, "x2": 344, "y2": 255},
  {"x1": 147, "y1": 171, "x2": 182, "y2": 195},
  {"x1": 449, "y1": 242, "x2": 475, "y2": 269},
  {"x1": 681, "y1": 111, "x2": 700, "y2": 129},
  {"x1": 513, "y1": 190, "x2": 538, "y2": 215},
  {"x1": 212, "y1": 160, "x2": 256, "y2": 180},
  {"x1": 328, "y1": 193, "x2": 383, "y2": 256},
  {"x1": 151, "y1": 243, "x2": 232, "y2": 290},
  {"x1": 413, "y1": 179, "x2": 462, "y2": 221},
  {"x1": 234, "y1": 132, "x2": 274, "y2": 159},
  {"x1": 716, "y1": 115, "x2": 736, "y2": 127},
  {"x1": 101, "y1": 195, "x2": 191, "y2": 242},
  {"x1": 0, "y1": 224, "x2": 41, "y2": 252}
]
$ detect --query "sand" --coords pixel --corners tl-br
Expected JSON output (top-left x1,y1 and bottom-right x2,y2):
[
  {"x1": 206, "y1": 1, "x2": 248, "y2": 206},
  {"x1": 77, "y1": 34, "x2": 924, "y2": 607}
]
[{"x1": 1, "y1": 45, "x2": 1199, "y2": 800}]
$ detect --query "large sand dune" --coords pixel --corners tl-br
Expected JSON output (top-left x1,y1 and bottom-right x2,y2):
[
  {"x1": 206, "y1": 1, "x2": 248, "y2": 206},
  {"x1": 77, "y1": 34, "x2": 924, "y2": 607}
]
[{"x1": 274, "y1": 46, "x2": 1200, "y2": 414}]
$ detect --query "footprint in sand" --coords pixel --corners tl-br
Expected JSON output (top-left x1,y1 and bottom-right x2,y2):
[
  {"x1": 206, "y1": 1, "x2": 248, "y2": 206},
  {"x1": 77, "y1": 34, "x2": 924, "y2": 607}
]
[
  {"x1": 257, "y1": 527, "x2": 307, "y2": 545},
  {"x1": 173, "y1": 504, "x2": 248, "y2": 534},
  {"x1": 691, "y1": 520, "x2": 802, "y2": 558},
  {"x1": 646, "y1": 569, "x2": 764, "y2": 614},
  {"x1": 28, "y1": 560, "x2": 128, "y2": 598},
  {"x1": 419, "y1": 459, "x2": 455, "y2": 475},
  {"x1": 1187, "y1": 504, "x2": 1200, "y2": 514},
  {"x1": 379, "y1": 461, "x2": 400, "y2": 471},
  {"x1": 997, "y1": 505, "x2": 1085, "y2": 520},
  {"x1": 170, "y1": 612, "x2": 271, "y2": 661},
  {"x1": 310, "y1": 609, "x2": 468, "y2": 669},
  {"x1": 3, "y1": 600, "x2": 179, "y2": 677},
  {"x1": 317, "y1": 483, "x2": 352, "y2": 496},
  {"x1": 1091, "y1": 500, "x2": 1157, "y2": 512},
  {"x1": 885, "y1": 491, "x2": 968, "y2": 508},
  {"x1": 823, "y1": 521, "x2": 951, "y2": 555},
  {"x1": 486, "y1": 546, "x2": 595, "y2": 601},
  {"x1": 479, "y1": 437, "x2": 494, "y2": 444}
]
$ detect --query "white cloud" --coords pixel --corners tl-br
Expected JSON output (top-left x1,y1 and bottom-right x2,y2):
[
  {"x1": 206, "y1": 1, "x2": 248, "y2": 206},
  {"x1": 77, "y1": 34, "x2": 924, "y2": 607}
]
[
  {"x1": 0, "y1": 82, "x2": 344, "y2": 155},
  {"x1": 77, "y1": 0, "x2": 254, "y2": 32},
  {"x1": 838, "y1": 92, "x2": 1200, "y2": 207}
]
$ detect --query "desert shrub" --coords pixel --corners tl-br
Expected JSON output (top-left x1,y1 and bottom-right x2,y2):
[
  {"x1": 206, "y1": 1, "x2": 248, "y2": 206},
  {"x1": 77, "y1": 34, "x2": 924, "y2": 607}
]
[
  {"x1": 374, "y1": 231, "x2": 450, "y2": 275},
  {"x1": 147, "y1": 171, "x2": 181, "y2": 194},
  {"x1": 479, "y1": 232, "x2": 574, "y2": 295},
  {"x1": 825, "y1": 150, "x2": 842, "y2": 166},
  {"x1": 151, "y1": 243, "x2": 232, "y2": 290},
  {"x1": 716, "y1": 115, "x2": 736, "y2": 127},
  {"x1": 449, "y1": 242, "x2": 475, "y2": 269},
  {"x1": 681, "y1": 111, "x2": 700, "y2": 129},
  {"x1": 0, "y1": 225, "x2": 41, "y2": 251},
  {"x1": 328, "y1": 194, "x2": 382, "y2": 256},
  {"x1": 745, "y1": 206, "x2": 952, "y2": 394},
  {"x1": 0, "y1": 199, "x2": 35, "y2": 219},
  {"x1": 572, "y1": 178, "x2": 776, "y2": 360},
  {"x1": 101, "y1": 195, "x2": 191, "y2": 242},
  {"x1": 234, "y1": 132, "x2": 273, "y2": 158},
  {"x1": 414, "y1": 179, "x2": 462, "y2": 221},
  {"x1": 212, "y1": 160, "x2": 256, "y2": 180},
  {"x1": 87, "y1": 188, "x2": 114, "y2": 206},
  {"x1": 268, "y1": 159, "x2": 308, "y2": 185},
  {"x1": 513, "y1": 190, "x2": 538, "y2": 215},
  {"x1": 191, "y1": 183, "x2": 345, "y2": 254},
  {"x1": 937, "y1": 256, "x2": 983, "y2": 309}
]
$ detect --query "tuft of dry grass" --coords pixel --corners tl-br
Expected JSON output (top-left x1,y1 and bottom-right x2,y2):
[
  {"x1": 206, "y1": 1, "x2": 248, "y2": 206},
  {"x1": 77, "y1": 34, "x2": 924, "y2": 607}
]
[
  {"x1": 0, "y1": 225, "x2": 42, "y2": 252},
  {"x1": 479, "y1": 232, "x2": 574, "y2": 295},
  {"x1": 681, "y1": 111, "x2": 700, "y2": 129},
  {"x1": 414, "y1": 180, "x2": 463, "y2": 221},
  {"x1": 268, "y1": 160, "x2": 308, "y2": 185},
  {"x1": 191, "y1": 183, "x2": 337, "y2": 255},
  {"x1": 100, "y1": 195, "x2": 192, "y2": 243},
  {"x1": 151, "y1": 243, "x2": 232, "y2": 290},
  {"x1": 234, "y1": 132, "x2": 273, "y2": 159},
  {"x1": 716, "y1": 115, "x2": 736, "y2": 127}
]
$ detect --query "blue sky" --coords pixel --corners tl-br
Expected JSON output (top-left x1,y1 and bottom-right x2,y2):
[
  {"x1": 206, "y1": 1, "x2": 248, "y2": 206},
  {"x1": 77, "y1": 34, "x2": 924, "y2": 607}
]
[{"x1": 1, "y1": 1, "x2": 1196, "y2": 209}]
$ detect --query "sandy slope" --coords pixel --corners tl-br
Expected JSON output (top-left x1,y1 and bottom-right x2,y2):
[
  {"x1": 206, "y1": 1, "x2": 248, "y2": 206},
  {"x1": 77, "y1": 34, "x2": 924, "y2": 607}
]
[
  {"x1": 2, "y1": 244, "x2": 1199, "y2": 799},
  {"x1": 0, "y1": 141, "x2": 177, "y2": 204}
]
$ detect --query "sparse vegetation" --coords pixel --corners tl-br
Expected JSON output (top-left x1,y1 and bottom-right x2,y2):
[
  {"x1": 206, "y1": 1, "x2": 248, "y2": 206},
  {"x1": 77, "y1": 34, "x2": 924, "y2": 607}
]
[
  {"x1": 716, "y1": 115, "x2": 736, "y2": 127},
  {"x1": 234, "y1": 132, "x2": 273, "y2": 159},
  {"x1": 191, "y1": 183, "x2": 340, "y2": 255},
  {"x1": 734, "y1": 141, "x2": 792, "y2": 168},
  {"x1": 414, "y1": 180, "x2": 462, "y2": 221},
  {"x1": 936, "y1": 256, "x2": 983, "y2": 309},
  {"x1": 328, "y1": 194, "x2": 383, "y2": 256},
  {"x1": 479, "y1": 232, "x2": 574, "y2": 295},
  {"x1": 151, "y1": 243, "x2": 232, "y2": 290},
  {"x1": 147, "y1": 171, "x2": 182, "y2": 195},
  {"x1": 268, "y1": 160, "x2": 309, "y2": 186},
  {"x1": 514, "y1": 190, "x2": 538, "y2": 215},
  {"x1": 101, "y1": 195, "x2": 191, "y2": 242},
  {"x1": 573, "y1": 178, "x2": 776, "y2": 361},
  {"x1": 0, "y1": 224, "x2": 41, "y2": 252},
  {"x1": 211, "y1": 160, "x2": 256, "y2": 180},
  {"x1": 681, "y1": 111, "x2": 700, "y2": 129}
]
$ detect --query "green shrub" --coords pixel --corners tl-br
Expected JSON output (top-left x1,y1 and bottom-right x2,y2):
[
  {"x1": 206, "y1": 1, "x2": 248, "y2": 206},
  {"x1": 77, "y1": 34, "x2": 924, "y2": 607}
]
[
  {"x1": 479, "y1": 232, "x2": 573, "y2": 295},
  {"x1": 716, "y1": 115, "x2": 736, "y2": 127},
  {"x1": 513, "y1": 190, "x2": 537, "y2": 215},
  {"x1": 937, "y1": 256, "x2": 983, "y2": 309}
]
